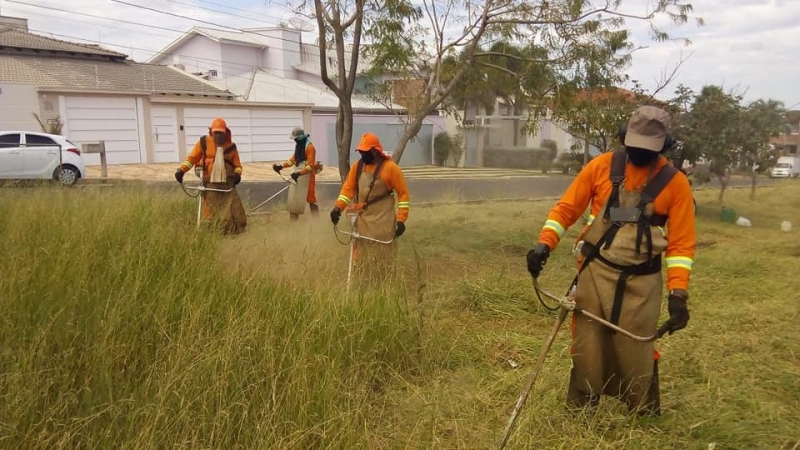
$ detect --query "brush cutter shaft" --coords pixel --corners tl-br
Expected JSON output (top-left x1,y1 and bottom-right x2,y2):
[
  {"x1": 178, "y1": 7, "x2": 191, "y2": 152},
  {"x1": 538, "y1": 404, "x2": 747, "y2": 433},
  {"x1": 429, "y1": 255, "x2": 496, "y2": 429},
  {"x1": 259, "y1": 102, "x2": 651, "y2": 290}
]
[
  {"x1": 533, "y1": 279, "x2": 666, "y2": 342},
  {"x1": 497, "y1": 307, "x2": 569, "y2": 450},
  {"x1": 248, "y1": 185, "x2": 290, "y2": 215}
]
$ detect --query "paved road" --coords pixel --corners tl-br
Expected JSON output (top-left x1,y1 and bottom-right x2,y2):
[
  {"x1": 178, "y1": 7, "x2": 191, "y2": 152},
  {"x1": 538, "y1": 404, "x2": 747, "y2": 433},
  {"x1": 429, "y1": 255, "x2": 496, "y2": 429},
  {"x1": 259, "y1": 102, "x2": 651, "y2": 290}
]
[{"x1": 239, "y1": 176, "x2": 772, "y2": 208}]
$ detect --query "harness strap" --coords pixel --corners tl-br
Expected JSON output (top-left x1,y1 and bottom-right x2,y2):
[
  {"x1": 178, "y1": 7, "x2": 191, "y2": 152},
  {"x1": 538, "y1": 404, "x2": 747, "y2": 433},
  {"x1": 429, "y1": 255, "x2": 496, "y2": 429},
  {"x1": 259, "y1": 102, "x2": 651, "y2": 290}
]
[
  {"x1": 355, "y1": 157, "x2": 388, "y2": 210},
  {"x1": 581, "y1": 243, "x2": 662, "y2": 329}
]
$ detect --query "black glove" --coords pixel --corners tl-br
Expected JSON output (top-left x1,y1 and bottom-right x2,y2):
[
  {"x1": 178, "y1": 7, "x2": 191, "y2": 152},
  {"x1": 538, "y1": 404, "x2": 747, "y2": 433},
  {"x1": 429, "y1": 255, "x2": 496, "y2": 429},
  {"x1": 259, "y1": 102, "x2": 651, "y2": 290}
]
[
  {"x1": 233, "y1": 173, "x2": 241, "y2": 185},
  {"x1": 395, "y1": 221, "x2": 406, "y2": 237},
  {"x1": 290, "y1": 172, "x2": 300, "y2": 182},
  {"x1": 273, "y1": 164, "x2": 283, "y2": 173},
  {"x1": 666, "y1": 290, "x2": 690, "y2": 334},
  {"x1": 175, "y1": 169, "x2": 184, "y2": 183},
  {"x1": 330, "y1": 207, "x2": 342, "y2": 225},
  {"x1": 526, "y1": 242, "x2": 551, "y2": 278}
]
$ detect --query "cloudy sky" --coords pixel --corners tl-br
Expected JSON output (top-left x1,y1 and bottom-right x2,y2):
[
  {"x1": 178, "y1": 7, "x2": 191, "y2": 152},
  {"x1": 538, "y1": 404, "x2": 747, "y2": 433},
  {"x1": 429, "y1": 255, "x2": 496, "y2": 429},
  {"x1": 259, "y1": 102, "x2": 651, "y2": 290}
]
[{"x1": 2, "y1": 0, "x2": 798, "y2": 109}]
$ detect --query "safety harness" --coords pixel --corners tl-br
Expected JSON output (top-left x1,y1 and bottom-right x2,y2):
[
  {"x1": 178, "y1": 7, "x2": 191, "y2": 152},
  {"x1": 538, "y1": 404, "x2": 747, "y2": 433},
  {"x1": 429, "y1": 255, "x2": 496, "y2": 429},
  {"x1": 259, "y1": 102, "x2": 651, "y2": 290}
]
[
  {"x1": 199, "y1": 135, "x2": 237, "y2": 174},
  {"x1": 354, "y1": 156, "x2": 393, "y2": 210},
  {"x1": 578, "y1": 151, "x2": 678, "y2": 329}
]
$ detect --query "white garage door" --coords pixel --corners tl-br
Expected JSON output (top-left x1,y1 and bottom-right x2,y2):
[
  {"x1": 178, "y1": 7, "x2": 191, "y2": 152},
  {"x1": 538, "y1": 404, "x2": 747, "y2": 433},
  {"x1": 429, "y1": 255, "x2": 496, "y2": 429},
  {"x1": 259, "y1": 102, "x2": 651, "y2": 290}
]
[
  {"x1": 64, "y1": 96, "x2": 142, "y2": 165},
  {"x1": 183, "y1": 107, "x2": 303, "y2": 163},
  {"x1": 150, "y1": 106, "x2": 179, "y2": 163}
]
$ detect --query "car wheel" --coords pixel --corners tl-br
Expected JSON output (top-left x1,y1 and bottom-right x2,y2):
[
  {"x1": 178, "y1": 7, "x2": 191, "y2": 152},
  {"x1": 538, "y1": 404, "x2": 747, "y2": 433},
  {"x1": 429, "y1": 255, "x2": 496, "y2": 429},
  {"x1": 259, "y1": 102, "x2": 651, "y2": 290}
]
[{"x1": 55, "y1": 165, "x2": 80, "y2": 186}]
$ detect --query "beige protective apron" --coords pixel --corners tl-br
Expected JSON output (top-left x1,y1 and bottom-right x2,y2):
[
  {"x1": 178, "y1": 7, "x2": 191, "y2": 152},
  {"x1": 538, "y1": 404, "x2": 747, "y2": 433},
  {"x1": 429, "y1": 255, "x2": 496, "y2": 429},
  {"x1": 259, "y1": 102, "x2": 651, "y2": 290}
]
[
  {"x1": 348, "y1": 159, "x2": 398, "y2": 283},
  {"x1": 567, "y1": 151, "x2": 676, "y2": 415},
  {"x1": 203, "y1": 153, "x2": 247, "y2": 235}
]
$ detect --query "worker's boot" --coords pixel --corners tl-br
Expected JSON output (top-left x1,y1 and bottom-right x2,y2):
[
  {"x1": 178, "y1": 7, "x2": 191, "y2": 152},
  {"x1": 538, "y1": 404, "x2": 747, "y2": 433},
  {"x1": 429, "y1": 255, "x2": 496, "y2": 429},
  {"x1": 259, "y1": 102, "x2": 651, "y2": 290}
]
[
  {"x1": 309, "y1": 203, "x2": 319, "y2": 216},
  {"x1": 636, "y1": 360, "x2": 662, "y2": 417},
  {"x1": 566, "y1": 367, "x2": 600, "y2": 416}
]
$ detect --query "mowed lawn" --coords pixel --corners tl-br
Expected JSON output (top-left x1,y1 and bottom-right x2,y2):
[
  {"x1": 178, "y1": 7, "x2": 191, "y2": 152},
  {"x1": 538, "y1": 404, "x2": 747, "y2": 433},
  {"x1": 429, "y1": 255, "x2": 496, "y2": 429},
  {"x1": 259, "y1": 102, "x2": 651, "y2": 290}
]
[{"x1": 0, "y1": 180, "x2": 798, "y2": 449}]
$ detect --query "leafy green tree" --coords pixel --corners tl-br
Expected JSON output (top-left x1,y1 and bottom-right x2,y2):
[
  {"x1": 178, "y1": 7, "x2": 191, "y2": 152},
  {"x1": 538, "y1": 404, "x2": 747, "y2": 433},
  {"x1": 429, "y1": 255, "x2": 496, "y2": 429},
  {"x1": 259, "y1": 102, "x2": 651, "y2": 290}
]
[
  {"x1": 737, "y1": 99, "x2": 786, "y2": 199},
  {"x1": 682, "y1": 85, "x2": 743, "y2": 202}
]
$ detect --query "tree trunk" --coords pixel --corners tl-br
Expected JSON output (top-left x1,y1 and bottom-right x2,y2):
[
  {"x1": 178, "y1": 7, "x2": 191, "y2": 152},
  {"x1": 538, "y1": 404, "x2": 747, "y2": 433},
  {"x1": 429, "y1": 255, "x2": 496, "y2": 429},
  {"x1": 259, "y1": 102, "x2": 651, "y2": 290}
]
[
  {"x1": 717, "y1": 172, "x2": 730, "y2": 203},
  {"x1": 583, "y1": 136, "x2": 590, "y2": 167},
  {"x1": 336, "y1": 102, "x2": 355, "y2": 181},
  {"x1": 750, "y1": 172, "x2": 757, "y2": 200},
  {"x1": 512, "y1": 101, "x2": 521, "y2": 146}
]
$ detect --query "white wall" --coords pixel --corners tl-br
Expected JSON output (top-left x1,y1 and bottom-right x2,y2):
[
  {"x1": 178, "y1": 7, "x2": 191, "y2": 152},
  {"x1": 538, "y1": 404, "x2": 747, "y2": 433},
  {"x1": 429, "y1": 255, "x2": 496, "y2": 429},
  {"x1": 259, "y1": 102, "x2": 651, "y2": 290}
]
[
  {"x1": 295, "y1": 70, "x2": 325, "y2": 88},
  {"x1": 220, "y1": 43, "x2": 260, "y2": 80},
  {"x1": 251, "y1": 28, "x2": 301, "y2": 79},
  {"x1": 0, "y1": 83, "x2": 41, "y2": 131},
  {"x1": 310, "y1": 113, "x2": 446, "y2": 166},
  {"x1": 168, "y1": 35, "x2": 222, "y2": 79}
]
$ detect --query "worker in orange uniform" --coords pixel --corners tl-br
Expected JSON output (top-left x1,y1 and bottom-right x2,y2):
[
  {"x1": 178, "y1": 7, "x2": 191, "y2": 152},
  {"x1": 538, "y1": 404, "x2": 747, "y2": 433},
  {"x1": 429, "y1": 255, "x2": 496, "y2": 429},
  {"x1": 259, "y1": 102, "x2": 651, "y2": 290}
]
[
  {"x1": 526, "y1": 106, "x2": 696, "y2": 416},
  {"x1": 273, "y1": 127, "x2": 319, "y2": 220},
  {"x1": 174, "y1": 117, "x2": 247, "y2": 234},
  {"x1": 330, "y1": 132, "x2": 410, "y2": 280}
]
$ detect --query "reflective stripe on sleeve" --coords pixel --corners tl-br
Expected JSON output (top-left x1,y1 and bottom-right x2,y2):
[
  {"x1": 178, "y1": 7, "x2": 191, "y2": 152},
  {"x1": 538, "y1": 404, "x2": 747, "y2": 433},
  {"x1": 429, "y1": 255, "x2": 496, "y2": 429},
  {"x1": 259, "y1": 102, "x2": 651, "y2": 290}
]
[
  {"x1": 542, "y1": 219, "x2": 566, "y2": 238},
  {"x1": 665, "y1": 256, "x2": 693, "y2": 271}
]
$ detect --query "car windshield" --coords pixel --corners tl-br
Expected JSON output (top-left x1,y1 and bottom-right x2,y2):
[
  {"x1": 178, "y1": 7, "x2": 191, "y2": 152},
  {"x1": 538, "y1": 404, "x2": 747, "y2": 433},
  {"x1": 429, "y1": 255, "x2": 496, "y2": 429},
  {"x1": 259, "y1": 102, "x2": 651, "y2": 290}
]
[{"x1": 775, "y1": 163, "x2": 791, "y2": 168}]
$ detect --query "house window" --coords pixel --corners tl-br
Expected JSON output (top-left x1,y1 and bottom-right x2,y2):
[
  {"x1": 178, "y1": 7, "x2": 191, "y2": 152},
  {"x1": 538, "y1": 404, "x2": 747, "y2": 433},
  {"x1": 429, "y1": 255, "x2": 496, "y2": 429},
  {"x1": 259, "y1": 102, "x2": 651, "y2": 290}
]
[{"x1": 209, "y1": 69, "x2": 218, "y2": 78}]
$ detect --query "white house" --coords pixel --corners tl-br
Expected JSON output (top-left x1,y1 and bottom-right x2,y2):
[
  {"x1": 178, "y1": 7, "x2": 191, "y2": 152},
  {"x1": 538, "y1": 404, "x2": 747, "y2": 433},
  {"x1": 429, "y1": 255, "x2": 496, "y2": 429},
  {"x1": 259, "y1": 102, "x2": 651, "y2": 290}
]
[
  {"x1": 147, "y1": 25, "x2": 446, "y2": 166},
  {"x1": 0, "y1": 15, "x2": 314, "y2": 166}
]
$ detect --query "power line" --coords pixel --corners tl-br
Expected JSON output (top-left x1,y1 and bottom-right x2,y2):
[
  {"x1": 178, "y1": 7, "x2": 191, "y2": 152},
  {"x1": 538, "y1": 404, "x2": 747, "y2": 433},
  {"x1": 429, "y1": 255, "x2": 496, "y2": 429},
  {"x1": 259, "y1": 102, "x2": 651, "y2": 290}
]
[
  {"x1": 5, "y1": 0, "x2": 190, "y2": 36},
  {"x1": 10, "y1": 23, "x2": 347, "y2": 103},
  {"x1": 162, "y1": 0, "x2": 283, "y2": 27},
  {"x1": 6, "y1": 0, "x2": 321, "y2": 58},
  {"x1": 111, "y1": 0, "x2": 269, "y2": 34},
  {"x1": 0, "y1": 7, "x2": 313, "y2": 79}
]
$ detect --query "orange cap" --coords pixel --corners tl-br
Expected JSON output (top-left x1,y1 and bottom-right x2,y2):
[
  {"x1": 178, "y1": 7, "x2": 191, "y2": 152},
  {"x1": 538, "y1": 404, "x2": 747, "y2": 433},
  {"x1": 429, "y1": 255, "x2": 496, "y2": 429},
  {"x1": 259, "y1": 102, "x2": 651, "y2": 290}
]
[
  {"x1": 210, "y1": 117, "x2": 227, "y2": 133},
  {"x1": 355, "y1": 132, "x2": 384, "y2": 152}
]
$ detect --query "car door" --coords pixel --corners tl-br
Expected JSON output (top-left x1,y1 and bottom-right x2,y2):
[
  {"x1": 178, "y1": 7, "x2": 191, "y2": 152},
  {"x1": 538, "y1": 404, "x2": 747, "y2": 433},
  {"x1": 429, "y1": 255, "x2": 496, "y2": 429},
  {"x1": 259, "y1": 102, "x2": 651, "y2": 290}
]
[
  {"x1": 0, "y1": 133, "x2": 24, "y2": 178},
  {"x1": 23, "y1": 133, "x2": 61, "y2": 179}
]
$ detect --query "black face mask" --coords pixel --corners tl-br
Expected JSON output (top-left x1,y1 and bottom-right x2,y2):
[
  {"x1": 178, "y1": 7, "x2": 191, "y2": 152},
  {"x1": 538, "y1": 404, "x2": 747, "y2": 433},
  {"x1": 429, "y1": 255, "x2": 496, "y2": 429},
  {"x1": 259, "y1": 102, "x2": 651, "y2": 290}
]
[
  {"x1": 359, "y1": 150, "x2": 376, "y2": 164},
  {"x1": 626, "y1": 147, "x2": 660, "y2": 167},
  {"x1": 294, "y1": 137, "x2": 307, "y2": 164}
]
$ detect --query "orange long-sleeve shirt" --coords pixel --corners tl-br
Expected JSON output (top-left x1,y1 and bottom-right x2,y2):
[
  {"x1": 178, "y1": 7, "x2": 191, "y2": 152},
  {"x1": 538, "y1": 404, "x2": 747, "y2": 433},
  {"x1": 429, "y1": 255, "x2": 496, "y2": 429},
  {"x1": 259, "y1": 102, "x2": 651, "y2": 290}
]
[
  {"x1": 538, "y1": 152, "x2": 696, "y2": 291},
  {"x1": 335, "y1": 158, "x2": 410, "y2": 222},
  {"x1": 178, "y1": 134, "x2": 243, "y2": 178},
  {"x1": 282, "y1": 141, "x2": 317, "y2": 175}
]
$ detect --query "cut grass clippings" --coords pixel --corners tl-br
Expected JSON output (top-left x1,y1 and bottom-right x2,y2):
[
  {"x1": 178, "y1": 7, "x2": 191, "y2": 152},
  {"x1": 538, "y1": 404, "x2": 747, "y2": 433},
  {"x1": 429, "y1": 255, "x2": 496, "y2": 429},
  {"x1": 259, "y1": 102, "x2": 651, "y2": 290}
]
[{"x1": 0, "y1": 181, "x2": 798, "y2": 449}]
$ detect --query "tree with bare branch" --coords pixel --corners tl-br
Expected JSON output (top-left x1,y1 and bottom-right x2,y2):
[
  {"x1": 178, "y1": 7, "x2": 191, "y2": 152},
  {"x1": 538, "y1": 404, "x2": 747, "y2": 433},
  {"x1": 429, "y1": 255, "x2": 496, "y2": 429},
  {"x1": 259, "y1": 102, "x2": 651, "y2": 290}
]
[
  {"x1": 362, "y1": 0, "x2": 702, "y2": 164},
  {"x1": 290, "y1": 0, "x2": 421, "y2": 180}
]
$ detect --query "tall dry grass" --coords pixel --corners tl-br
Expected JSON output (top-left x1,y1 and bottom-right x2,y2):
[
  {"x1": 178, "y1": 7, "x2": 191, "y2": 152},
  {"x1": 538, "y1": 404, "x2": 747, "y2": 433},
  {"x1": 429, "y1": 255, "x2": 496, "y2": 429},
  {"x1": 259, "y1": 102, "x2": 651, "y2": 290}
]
[
  {"x1": 0, "y1": 186, "x2": 427, "y2": 449},
  {"x1": 1, "y1": 181, "x2": 798, "y2": 449}
]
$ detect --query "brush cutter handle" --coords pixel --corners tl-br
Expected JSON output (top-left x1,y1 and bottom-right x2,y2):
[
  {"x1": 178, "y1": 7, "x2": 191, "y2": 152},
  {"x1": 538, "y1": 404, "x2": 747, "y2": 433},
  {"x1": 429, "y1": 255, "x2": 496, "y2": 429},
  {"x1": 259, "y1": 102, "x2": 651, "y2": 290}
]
[
  {"x1": 182, "y1": 184, "x2": 233, "y2": 193},
  {"x1": 532, "y1": 279, "x2": 663, "y2": 342},
  {"x1": 334, "y1": 224, "x2": 395, "y2": 244},
  {"x1": 279, "y1": 174, "x2": 298, "y2": 185}
]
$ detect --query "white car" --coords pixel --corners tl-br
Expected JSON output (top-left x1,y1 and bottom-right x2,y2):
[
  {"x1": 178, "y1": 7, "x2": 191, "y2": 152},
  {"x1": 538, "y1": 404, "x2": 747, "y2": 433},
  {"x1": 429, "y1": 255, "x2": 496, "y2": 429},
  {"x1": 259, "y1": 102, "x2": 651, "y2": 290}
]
[{"x1": 0, "y1": 131, "x2": 87, "y2": 186}]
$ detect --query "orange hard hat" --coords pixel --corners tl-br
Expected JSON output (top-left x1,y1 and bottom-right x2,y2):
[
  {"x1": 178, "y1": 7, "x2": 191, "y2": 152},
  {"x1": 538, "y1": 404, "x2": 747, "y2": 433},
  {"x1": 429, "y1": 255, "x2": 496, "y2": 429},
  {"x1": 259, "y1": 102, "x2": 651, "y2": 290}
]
[
  {"x1": 210, "y1": 117, "x2": 227, "y2": 133},
  {"x1": 355, "y1": 132, "x2": 383, "y2": 152}
]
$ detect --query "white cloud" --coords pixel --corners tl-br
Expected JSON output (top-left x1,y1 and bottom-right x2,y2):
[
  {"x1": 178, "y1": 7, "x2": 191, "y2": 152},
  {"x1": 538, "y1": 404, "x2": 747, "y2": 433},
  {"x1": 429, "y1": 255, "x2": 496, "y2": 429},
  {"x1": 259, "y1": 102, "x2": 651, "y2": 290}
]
[
  {"x1": 621, "y1": 0, "x2": 800, "y2": 108},
  {"x1": 3, "y1": 0, "x2": 798, "y2": 109}
]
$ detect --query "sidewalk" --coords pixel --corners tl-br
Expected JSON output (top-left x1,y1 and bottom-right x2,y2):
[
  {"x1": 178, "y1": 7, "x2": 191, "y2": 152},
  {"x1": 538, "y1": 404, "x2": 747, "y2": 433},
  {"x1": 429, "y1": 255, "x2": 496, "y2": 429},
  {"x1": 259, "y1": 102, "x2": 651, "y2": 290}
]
[{"x1": 84, "y1": 162, "x2": 344, "y2": 183}]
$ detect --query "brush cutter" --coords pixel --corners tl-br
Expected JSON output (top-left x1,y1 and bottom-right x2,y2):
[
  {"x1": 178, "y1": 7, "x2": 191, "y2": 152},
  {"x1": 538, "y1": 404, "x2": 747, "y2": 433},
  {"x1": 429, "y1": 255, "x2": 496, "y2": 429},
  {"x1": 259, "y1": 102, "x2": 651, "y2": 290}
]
[
  {"x1": 496, "y1": 277, "x2": 672, "y2": 450},
  {"x1": 334, "y1": 212, "x2": 395, "y2": 295},
  {"x1": 180, "y1": 167, "x2": 233, "y2": 227},
  {"x1": 247, "y1": 174, "x2": 297, "y2": 216}
]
